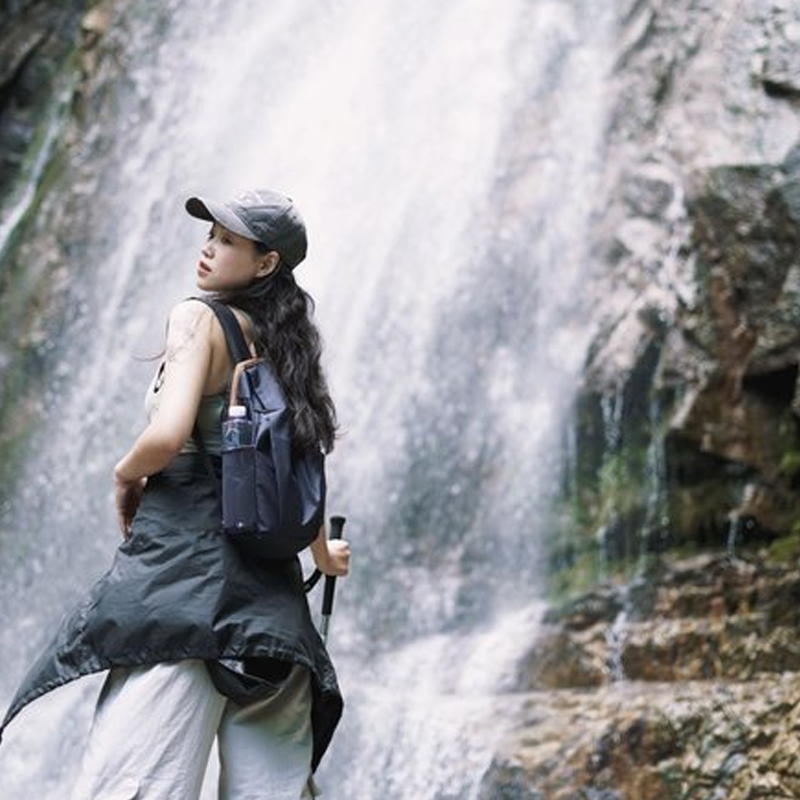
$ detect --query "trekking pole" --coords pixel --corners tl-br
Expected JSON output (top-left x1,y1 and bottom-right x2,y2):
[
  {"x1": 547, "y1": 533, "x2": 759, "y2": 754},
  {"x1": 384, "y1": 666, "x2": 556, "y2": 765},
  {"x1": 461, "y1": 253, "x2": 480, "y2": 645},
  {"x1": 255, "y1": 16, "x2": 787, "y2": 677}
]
[{"x1": 320, "y1": 515, "x2": 346, "y2": 644}]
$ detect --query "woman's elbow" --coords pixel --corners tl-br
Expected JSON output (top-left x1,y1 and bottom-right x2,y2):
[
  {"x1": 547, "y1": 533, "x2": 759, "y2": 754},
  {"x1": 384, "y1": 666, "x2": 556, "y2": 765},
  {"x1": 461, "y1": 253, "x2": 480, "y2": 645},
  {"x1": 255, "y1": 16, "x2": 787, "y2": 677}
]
[{"x1": 145, "y1": 426, "x2": 189, "y2": 462}]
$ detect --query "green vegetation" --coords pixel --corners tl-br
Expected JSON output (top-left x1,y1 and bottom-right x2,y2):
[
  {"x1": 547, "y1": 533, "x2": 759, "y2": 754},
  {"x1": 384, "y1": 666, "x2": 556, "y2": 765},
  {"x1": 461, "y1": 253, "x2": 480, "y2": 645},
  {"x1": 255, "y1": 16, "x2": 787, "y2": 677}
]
[
  {"x1": 547, "y1": 414, "x2": 655, "y2": 600},
  {"x1": 777, "y1": 441, "x2": 800, "y2": 482},
  {"x1": 766, "y1": 531, "x2": 800, "y2": 564}
]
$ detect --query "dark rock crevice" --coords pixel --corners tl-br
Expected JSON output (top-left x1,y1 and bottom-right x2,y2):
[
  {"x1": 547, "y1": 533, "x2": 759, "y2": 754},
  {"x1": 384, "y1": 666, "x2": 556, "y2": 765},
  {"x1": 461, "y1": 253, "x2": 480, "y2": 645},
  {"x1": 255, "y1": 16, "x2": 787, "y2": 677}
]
[{"x1": 0, "y1": 0, "x2": 93, "y2": 197}]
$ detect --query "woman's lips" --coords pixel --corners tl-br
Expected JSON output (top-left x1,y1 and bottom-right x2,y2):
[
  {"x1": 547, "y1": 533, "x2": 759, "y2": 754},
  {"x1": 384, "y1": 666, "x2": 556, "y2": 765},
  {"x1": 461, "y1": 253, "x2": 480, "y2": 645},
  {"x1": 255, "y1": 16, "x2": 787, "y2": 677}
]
[{"x1": 197, "y1": 261, "x2": 211, "y2": 276}]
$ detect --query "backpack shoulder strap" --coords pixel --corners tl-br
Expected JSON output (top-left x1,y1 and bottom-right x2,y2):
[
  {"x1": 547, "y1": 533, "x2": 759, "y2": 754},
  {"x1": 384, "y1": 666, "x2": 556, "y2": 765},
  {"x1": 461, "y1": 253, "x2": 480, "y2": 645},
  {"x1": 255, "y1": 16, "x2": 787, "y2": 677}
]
[
  {"x1": 193, "y1": 297, "x2": 251, "y2": 363},
  {"x1": 188, "y1": 297, "x2": 247, "y2": 498}
]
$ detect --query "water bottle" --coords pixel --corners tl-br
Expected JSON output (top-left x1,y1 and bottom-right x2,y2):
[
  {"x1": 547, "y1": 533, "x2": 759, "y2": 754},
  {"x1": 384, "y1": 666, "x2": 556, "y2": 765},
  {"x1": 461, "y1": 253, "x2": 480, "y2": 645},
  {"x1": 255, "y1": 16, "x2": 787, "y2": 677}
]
[
  {"x1": 221, "y1": 404, "x2": 256, "y2": 532},
  {"x1": 222, "y1": 404, "x2": 253, "y2": 450}
]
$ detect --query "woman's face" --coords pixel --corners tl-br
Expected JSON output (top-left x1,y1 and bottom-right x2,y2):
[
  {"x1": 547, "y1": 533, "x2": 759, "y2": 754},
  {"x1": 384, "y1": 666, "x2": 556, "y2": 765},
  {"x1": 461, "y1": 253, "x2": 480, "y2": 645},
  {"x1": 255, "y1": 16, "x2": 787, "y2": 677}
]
[{"x1": 195, "y1": 223, "x2": 276, "y2": 291}]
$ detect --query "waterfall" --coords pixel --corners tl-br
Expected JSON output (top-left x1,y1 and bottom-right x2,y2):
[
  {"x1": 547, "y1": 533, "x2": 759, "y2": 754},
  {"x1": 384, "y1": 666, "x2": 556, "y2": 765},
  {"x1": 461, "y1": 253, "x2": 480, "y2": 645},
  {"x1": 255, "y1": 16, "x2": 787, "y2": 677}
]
[{"x1": 0, "y1": 0, "x2": 615, "y2": 797}]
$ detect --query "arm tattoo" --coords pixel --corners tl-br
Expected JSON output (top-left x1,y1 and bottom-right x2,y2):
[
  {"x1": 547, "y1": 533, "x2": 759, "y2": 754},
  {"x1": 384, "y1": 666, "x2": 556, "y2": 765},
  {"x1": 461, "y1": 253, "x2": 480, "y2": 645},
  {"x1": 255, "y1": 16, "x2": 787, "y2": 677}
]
[{"x1": 165, "y1": 312, "x2": 203, "y2": 363}]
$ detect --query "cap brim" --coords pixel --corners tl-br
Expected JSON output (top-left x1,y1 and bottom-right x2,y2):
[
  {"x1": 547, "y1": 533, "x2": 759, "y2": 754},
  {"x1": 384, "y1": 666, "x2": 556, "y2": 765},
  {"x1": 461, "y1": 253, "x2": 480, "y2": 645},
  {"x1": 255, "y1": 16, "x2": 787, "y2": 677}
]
[{"x1": 185, "y1": 196, "x2": 255, "y2": 241}]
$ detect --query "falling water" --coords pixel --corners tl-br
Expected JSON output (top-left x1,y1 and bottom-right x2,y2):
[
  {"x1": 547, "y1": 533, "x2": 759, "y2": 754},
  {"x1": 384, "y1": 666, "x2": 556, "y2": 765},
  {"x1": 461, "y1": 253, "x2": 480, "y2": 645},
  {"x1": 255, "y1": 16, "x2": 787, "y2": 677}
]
[
  {"x1": 605, "y1": 585, "x2": 632, "y2": 684},
  {"x1": 0, "y1": 1, "x2": 615, "y2": 797},
  {"x1": 643, "y1": 393, "x2": 669, "y2": 554},
  {"x1": 601, "y1": 384, "x2": 626, "y2": 455}
]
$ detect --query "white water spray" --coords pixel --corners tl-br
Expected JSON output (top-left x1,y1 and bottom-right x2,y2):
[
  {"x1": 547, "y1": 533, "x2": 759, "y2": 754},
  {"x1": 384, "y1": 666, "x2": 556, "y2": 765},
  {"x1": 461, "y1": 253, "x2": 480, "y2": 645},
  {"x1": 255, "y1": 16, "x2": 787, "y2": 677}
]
[{"x1": 0, "y1": 1, "x2": 615, "y2": 797}]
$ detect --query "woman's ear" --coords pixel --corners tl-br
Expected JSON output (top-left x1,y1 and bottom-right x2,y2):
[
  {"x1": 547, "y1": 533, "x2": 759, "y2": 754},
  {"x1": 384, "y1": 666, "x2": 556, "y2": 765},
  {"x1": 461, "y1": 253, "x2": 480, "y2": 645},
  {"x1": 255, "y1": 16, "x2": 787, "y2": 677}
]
[{"x1": 256, "y1": 251, "x2": 280, "y2": 277}]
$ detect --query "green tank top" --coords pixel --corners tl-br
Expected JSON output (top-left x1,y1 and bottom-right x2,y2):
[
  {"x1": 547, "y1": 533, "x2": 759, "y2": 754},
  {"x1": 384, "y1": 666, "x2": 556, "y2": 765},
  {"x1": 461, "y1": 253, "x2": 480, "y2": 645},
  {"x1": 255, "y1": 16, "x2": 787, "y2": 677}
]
[
  {"x1": 180, "y1": 392, "x2": 226, "y2": 455},
  {"x1": 144, "y1": 362, "x2": 227, "y2": 455}
]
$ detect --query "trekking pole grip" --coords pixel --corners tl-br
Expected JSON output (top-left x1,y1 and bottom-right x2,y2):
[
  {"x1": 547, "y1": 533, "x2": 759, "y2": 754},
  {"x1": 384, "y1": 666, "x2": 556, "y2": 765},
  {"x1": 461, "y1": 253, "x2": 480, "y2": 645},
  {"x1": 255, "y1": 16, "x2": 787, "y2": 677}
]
[{"x1": 322, "y1": 515, "x2": 346, "y2": 618}]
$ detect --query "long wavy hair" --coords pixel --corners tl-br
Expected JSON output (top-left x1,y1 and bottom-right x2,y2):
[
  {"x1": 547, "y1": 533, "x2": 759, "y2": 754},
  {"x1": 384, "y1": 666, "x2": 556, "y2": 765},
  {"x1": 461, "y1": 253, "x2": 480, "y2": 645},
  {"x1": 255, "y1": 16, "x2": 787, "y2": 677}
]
[{"x1": 216, "y1": 256, "x2": 337, "y2": 454}]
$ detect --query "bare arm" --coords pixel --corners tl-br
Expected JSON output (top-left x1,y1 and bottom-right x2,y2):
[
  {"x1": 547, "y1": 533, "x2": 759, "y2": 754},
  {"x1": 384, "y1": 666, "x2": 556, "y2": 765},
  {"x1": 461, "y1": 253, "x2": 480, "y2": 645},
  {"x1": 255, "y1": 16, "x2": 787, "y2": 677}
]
[{"x1": 114, "y1": 300, "x2": 214, "y2": 536}]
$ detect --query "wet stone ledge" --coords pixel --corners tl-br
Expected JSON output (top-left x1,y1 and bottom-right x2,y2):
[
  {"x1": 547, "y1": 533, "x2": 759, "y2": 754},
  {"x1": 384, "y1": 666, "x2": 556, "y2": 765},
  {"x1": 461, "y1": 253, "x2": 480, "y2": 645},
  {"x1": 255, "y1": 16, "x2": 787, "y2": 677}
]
[
  {"x1": 486, "y1": 551, "x2": 800, "y2": 799},
  {"x1": 478, "y1": 674, "x2": 800, "y2": 800}
]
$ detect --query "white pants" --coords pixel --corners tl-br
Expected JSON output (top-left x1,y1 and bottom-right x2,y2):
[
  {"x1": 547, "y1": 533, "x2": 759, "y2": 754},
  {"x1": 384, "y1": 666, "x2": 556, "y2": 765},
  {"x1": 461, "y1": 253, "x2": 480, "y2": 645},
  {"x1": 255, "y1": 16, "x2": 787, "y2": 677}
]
[{"x1": 70, "y1": 660, "x2": 313, "y2": 800}]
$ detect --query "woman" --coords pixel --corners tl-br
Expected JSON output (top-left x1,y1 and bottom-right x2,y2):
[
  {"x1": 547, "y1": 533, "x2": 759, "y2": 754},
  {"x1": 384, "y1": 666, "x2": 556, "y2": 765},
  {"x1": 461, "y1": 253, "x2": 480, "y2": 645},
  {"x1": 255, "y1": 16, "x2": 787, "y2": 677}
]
[{"x1": 0, "y1": 189, "x2": 351, "y2": 800}]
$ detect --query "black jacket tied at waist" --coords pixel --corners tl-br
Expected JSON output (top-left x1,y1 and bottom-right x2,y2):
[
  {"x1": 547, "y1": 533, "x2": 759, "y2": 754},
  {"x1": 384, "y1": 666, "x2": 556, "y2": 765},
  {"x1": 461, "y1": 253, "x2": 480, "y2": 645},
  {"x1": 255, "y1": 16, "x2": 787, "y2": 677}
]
[{"x1": 0, "y1": 453, "x2": 342, "y2": 772}]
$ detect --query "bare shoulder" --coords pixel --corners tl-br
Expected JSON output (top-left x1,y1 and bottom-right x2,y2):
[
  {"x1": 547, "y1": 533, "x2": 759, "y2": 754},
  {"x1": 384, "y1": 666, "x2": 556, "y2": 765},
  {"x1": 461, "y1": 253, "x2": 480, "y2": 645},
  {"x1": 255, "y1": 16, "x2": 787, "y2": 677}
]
[
  {"x1": 164, "y1": 299, "x2": 214, "y2": 361},
  {"x1": 168, "y1": 298, "x2": 214, "y2": 328}
]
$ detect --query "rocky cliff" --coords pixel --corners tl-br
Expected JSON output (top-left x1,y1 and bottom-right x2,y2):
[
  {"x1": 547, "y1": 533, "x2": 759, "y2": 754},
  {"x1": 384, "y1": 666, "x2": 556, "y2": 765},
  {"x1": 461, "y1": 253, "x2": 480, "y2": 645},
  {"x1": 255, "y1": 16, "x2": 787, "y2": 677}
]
[
  {"x1": 0, "y1": 0, "x2": 168, "y2": 501},
  {"x1": 555, "y1": 0, "x2": 800, "y2": 580},
  {"x1": 0, "y1": 0, "x2": 108, "y2": 493},
  {"x1": 0, "y1": 0, "x2": 90, "y2": 198},
  {"x1": 484, "y1": 0, "x2": 800, "y2": 797}
]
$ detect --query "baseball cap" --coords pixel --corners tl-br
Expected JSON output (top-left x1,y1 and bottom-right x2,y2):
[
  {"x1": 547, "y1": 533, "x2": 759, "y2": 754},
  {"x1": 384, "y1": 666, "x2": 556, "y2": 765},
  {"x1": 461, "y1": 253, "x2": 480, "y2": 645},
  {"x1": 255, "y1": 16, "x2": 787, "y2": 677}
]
[{"x1": 185, "y1": 189, "x2": 308, "y2": 268}]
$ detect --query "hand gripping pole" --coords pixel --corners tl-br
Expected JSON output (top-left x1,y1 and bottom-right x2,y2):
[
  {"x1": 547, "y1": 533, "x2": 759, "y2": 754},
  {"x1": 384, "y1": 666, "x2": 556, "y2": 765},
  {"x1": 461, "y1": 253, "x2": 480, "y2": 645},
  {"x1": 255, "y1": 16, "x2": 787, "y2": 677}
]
[{"x1": 320, "y1": 515, "x2": 346, "y2": 643}]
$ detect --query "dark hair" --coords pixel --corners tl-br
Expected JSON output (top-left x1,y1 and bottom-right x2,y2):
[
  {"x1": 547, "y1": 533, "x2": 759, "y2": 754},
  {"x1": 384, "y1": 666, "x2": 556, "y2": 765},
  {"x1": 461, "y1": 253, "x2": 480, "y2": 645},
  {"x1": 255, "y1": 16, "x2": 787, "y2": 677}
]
[{"x1": 216, "y1": 253, "x2": 337, "y2": 454}]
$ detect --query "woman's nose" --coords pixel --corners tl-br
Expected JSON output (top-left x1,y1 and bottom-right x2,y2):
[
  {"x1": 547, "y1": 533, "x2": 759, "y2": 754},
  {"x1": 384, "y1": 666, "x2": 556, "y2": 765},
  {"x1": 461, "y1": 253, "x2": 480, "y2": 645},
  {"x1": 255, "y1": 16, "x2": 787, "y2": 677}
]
[{"x1": 202, "y1": 241, "x2": 213, "y2": 257}]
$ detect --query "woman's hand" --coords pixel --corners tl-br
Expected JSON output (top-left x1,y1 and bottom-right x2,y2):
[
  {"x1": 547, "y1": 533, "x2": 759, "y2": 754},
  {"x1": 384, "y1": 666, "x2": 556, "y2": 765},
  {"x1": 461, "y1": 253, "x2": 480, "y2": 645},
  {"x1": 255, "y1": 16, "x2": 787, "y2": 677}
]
[
  {"x1": 115, "y1": 473, "x2": 147, "y2": 540},
  {"x1": 312, "y1": 536, "x2": 351, "y2": 577}
]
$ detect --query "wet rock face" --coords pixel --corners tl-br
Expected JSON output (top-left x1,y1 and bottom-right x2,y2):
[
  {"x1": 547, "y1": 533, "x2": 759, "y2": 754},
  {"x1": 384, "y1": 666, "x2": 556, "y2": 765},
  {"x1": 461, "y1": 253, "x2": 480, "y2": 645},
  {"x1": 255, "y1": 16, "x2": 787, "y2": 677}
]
[
  {"x1": 673, "y1": 159, "x2": 800, "y2": 473},
  {"x1": 0, "y1": 0, "x2": 92, "y2": 197},
  {"x1": 0, "y1": 0, "x2": 112, "y2": 497},
  {"x1": 525, "y1": 554, "x2": 800, "y2": 688},
  {"x1": 561, "y1": 0, "x2": 800, "y2": 572},
  {"x1": 529, "y1": 4, "x2": 800, "y2": 795},
  {"x1": 760, "y1": 3, "x2": 800, "y2": 100},
  {"x1": 487, "y1": 552, "x2": 800, "y2": 799},
  {"x1": 481, "y1": 675, "x2": 800, "y2": 800}
]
